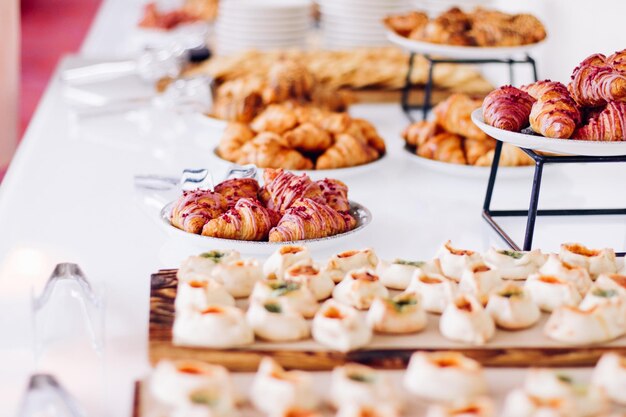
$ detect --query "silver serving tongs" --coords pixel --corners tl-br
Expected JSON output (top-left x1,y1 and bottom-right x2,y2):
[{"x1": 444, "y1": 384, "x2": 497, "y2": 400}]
[
  {"x1": 17, "y1": 374, "x2": 86, "y2": 417},
  {"x1": 134, "y1": 164, "x2": 257, "y2": 192}
]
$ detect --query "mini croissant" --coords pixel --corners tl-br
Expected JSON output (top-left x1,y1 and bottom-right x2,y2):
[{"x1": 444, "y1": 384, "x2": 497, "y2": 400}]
[
  {"x1": 522, "y1": 81, "x2": 581, "y2": 139},
  {"x1": 202, "y1": 198, "x2": 280, "y2": 241},
  {"x1": 482, "y1": 86, "x2": 535, "y2": 132},
  {"x1": 170, "y1": 190, "x2": 227, "y2": 234}
]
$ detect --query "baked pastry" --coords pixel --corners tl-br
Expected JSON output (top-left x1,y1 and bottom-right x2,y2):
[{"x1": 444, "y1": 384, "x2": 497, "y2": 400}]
[
  {"x1": 591, "y1": 352, "x2": 626, "y2": 405},
  {"x1": 501, "y1": 388, "x2": 577, "y2": 417},
  {"x1": 366, "y1": 292, "x2": 428, "y2": 334},
  {"x1": 384, "y1": 11, "x2": 429, "y2": 37},
  {"x1": 404, "y1": 351, "x2": 487, "y2": 403},
  {"x1": 331, "y1": 363, "x2": 402, "y2": 410},
  {"x1": 579, "y1": 283, "x2": 626, "y2": 310},
  {"x1": 217, "y1": 123, "x2": 255, "y2": 162},
  {"x1": 458, "y1": 264, "x2": 503, "y2": 305},
  {"x1": 170, "y1": 190, "x2": 227, "y2": 234},
  {"x1": 246, "y1": 298, "x2": 309, "y2": 342},
  {"x1": 483, "y1": 248, "x2": 546, "y2": 280},
  {"x1": 485, "y1": 283, "x2": 541, "y2": 330},
  {"x1": 250, "y1": 104, "x2": 300, "y2": 134},
  {"x1": 311, "y1": 300, "x2": 372, "y2": 352},
  {"x1": 402, "y1": 120, "x2": 439, "y2": 148},
  {"x1": 521, "y1": 81, "x2": 581, "y2": 139},
  {"x1": 317, "y1": 178, "x2": 351, "y2": 212},
  {"x1": 177, "y1": 250, "x2": 241, "y2": 282},
  {"x1": 406, "y1": 271, "x2": 457, "y2": 314},
  {"x1": 172, "y1": 305, "x2": 254, "y2": 348},
  {"x1": 568, "y1": 53, "x2": 626, "y2": 107},
  {"x1": 417, "y1": 132, "x2": 467, "y2": 165},
  {"x1": 482, "y1": 86, "x2": 535, "y2": 132},
  {"x1": 463, "y1": 137, "x2": 495, "y2": 165},
  {"x1": 250, "y1": 358, "x2": 319, "y2": 414},
  {"x1": 558, "y1": 243, "x2": 618, "y2": 278},
  {"x1": 269, "y1": 198, "x2": 355, "y2": 242},
  {"x1": 236, "y1": 133, "x2": 314, "y2": 170},
  {"x1": 574, "y1": 101, "x2": 626, "y2": 141},
  {"x1": 437, "y1": 241, "x2": 483, "y2": 282},
  {"x1": 332, "y1": 268, "x2": 389, "y2": 310},
  {"x1": 175, "y1": 279, "x2": 235, "y2": 312},
  {"x1": 325, "y1": 249, "x2": 379, "y2": 283},
  {"x1": 264, "y1": 59, "x2": 315, "y2": 104},
  {"x1": 283, "y1": 122, "x2": 333, "y2": 153},
  {"x1": 544, "y1": 302, "x2": 626, "y2": 344},
  {"x1": 595, "y1": 273, "x2": 626, "y2": 296},
  {"x1": 284, "y1": 261, "x2": 335, "y2": 301},
  {"x1": 439, "y1": 294, "x2": 496, "y2": 345},
  {"x1": 202, "y1": 198, "x2": 280, "y2": 241},
  {"x1": 425, "y1": 397, "x2": 495, "y2": 417},
  {"x1": 376, "y1": 259, "x2": 441, "y2": 290},
  {"x1": 260, "y1": 169, "x2": 324, "y2": 214},
  {"x1": 250, "y1": 280, "x2": 319, "y2": 318},
  {"x1": 434, "y1": 93, "x2": 489, "y2": 140},
  {"x1": 336, "y1": 405, "x2": 399, "y2": 417},
  {"x1": 316, "y1": 133, "x2": 380, "y2": 170},
  {"x1": 538, "y1": 254, "x2": 592, "y2": 294},
  {"x1": 210, "y1": 258, "x2": 264, "y2": 298},
  {"x1": 214, "y1": 178, "x2": 260, "y2": 208},
  {"x1": 472, "y1": 143, "x2": 533, "y2": 167},
  {"x1": 348, "y1": 118, "x2": 387, "y2": 154},
  {"x1": 263, "y1": 245, "x2": 312, "y2": 280},
  {"x1": 524, "y1": 274, "x2": 581, "y2": 312}
]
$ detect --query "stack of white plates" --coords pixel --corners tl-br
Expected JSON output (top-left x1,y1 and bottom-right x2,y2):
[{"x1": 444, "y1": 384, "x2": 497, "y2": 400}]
[
  {"x1": 215, "y1": 0, "x2": 312, "y2": 56},
  {"x1": 318, "y1": 0, "x2": 412, "y2": 49}
]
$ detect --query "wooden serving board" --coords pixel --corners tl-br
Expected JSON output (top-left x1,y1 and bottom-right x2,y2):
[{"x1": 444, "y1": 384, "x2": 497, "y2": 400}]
[{"x1": 149, "y1": 270, "x2": 626, "y2": 371}]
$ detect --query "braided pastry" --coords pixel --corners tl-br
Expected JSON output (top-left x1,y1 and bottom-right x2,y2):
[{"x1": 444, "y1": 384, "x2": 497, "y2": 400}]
[
  {"x1": 522, "y1": 81, "x2": 581, "y2": 139},
  {"x1": 482, "y1": 86, "x2": 535, "y2": 132},
  {"x1": 236, "y1": 133, "x2": 313, "y2": 170},
  {"x1": 202, "y1": 198, "x2": 280, "y2": 241},
  {"x1": 434, "y1": 93, "x2": 488, "y2": 140},
  {"x1": 259, "y1": 169, "x2": 324, "y2": 214},
  {"x1": 214, "y1": 178, "x2": 260, "y2": 208},
  {"x1": 269, "y1": 198, "x2": 355, "y2": 242},
  {"x1": 316, "y1": 134, "x2": 379, "y2": 170},
  {"x1": 217, "y1": 123, "x2": 256, "y2": 162},
  {"x1": 568, "y1": 54, "x2": 626, "y2": 107},
  {"x1": 170, "y1": 190, "x2": 227, "y2": 234},
  {"x1": 573, "y1": 101, "x2": 626, "y2": 141},
  {"x1": 317, "y1": 178, "x2": 351, "y2": 212}
]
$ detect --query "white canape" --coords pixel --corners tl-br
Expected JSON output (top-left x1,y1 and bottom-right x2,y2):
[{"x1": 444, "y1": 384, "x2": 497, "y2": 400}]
[
  {"x1": 436, "y1": 241, "x2": 483, "y2": 282},
  {"x1": 485, "y1": 283, "x2": 540, "y2": 330},
  {"x1": 406, "y1": 271, "x2": 457, "y2": 314},
  {"x1": 595, "y1": 273, "x2": 626, "y2": 297},
  {"x1": 559, "y1": 243, "x2": 618, "y2": 278},
  {"x1": 330, "y1": 363, "x2": 402, "y2": 410},
  {"x1": 524, "y1": 274, "x2": 581, "y2": 313},
  {"x1": 579, "y1": 284, "x2": 626, "y2": 310},
  {"x1": 539, "y1": 254, "x2": 593, "y2": 294},
  {"x1": 175, "y1": 279, "x2": 236, "y2": 312},
  {"x1": 325, "y1": 249, "x2": 379, "y2": 283},
  {"x1": 173, "y1": 305, "x2": 254, "y2": 348},
  {"x1": 335, "y1": 405, "x2": 399, "y2": 417},
  {"x1": 263, "y1": 245, "x2": 312, "y2": 280},
  {"x1": 311, "y1": 300, "x2": 372, "y2": 352},
  {"x1": 269, "y1": 408, "x2": 322, "y2": 417},
  {"x1": 284, "y1": 261, "x2": 335, "y2": 301},
  {"x1": 250, "y1": 357, "x2": 319, "y2": 414},
  {"x1": 211, "y1": 258, "x2": 263, "y2": 298},
  {"x1": 439, "y1": 295, "x2": 496, "y2": 345},
  {"x1": 376, "y1": 259, "x2": 441, "y2": 290},
  {"x1": 501, "y1": 388, "x2": 577, "y2": 417},
  {"x1": 544, "y1": 303, "x2": 626, "y2": 345},
  {"x1": 483, "y1": 248, "x2": 546, "y2": 280},
  {"x1": 251, "y1": 280, "x2": 319, "y2": 318},
  {"x1": 170, "y1": 401, "x2": 238, "y2": 417},
  {"x1": 591, "y1": 352, "x2": 626, "y2": 405},
  {"x1": 246, "y1": 298, "x2": 309, "y2": 342},
  {"x1": 332, "y1": 268, "x2": 389, "y2": 310},
  {"x1": 366, "y1": 292, "x2": 427, "y2": 334},
  {"x1": 150, "y1": 360, "x2": 235, "y2": 409},
  {"x1": 458, "y1": 264, "x2": 503, "y2": 305},
  {"x1": 177, "y1": 250, "x2": 241, "y2": 282},
  {"x1": 404, "y1": 351, "x2": 487, "y2": 403},
  {"x1": 424, "y1": 397, "x2": 495, "y2": 417}
]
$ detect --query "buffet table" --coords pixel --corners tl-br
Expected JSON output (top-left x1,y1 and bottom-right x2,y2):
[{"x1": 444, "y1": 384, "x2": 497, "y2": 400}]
[{"x1": 2, "y1": 1, "x2": 626, "y2": 416}]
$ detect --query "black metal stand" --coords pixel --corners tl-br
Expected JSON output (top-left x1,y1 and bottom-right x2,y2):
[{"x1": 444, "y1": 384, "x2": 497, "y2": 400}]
[
  {"x1": 401, "y1": 53, "x2": 538, "y2": 122},
  {"x1": 482, "y1": 140, "x2": 626, "y2": 256}
]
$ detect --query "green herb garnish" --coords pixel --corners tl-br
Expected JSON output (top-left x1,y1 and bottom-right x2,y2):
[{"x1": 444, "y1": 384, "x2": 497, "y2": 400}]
[
  {"x1": 199, "y1": 250, "x2": 226, "y2": 263},
  {"x1": 264, "y1": 302, "x2": 282, "y2": 313},
  {"x1": 391, "y1": 296, "x2": 418, "y2": 312},
  {"x1": 393, "y1": 259, "x2": 425, "y2": 267},
  {"x1": 592, "y1": 288, "x2": 618, "y2": 298},
  {"x1": 269, "y1": 281, "x2": 301, "y2": 297},
  {"x1": 499, "y1": 250, "x2": 524, "y2": 259},
  {"x1": 347, "y1": 373, "x2": 374, "y2": 383},
  {"x1": 499, "y1": 288, "x2": 522, "y2": 298},
  {"x1": 189, "y1": 390, "x2": 217, "y2": 405},
  {"x1": 557, "y1": 374, "x2": 573, "y2": 384}
]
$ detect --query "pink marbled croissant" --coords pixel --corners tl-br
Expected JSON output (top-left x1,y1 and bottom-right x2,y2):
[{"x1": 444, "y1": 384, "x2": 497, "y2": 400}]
[
  {"x1": 568, "y1": 53, "x2": 626, "y2": 107},
  {"x1": 522, "y1": 80, "x2": 581, "y2": 139},
  {"x1": 482, "y1": 86, "x2": 535, "y2": 132}
]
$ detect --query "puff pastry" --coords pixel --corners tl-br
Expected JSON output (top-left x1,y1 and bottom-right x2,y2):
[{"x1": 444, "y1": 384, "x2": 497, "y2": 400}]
[
  {"x1": 330, "y1": 363, "x2": 403, "y2": 410},
  {"x1": 312, "y1": 300, "x2": 372, "y2": 352},
  {"x1": 246, "y1": 298, "x2": 309, "y2": 342},
  {"x1": 524, "y1": 274, "x2": 581, "y2": 312},
  {"x1": 591, "y1": 352, "x2": 626, "y2": 406},
  {"x1": 439, "y1": 295, "x2": 496, "y2": 345},
  {"x1": 437, "y1": 241, "x2": 483, "y2": 282},
  {"x1": 263, "y1": 245, "x2": 312, "y2": 280},
  {"x1": 211, "y1": 258, "x2": 264, "y2": 298},
  {"x1": 177, "y1": 250, "x2": 241, "y2": 282},
  {"x1": 538, "y1": 254, "x2": 592, "y2": 294},
  {"x1": 558, "y1": 243, "x2": 618, "y2": 278},
  {"x1": 284, "y1": 261, "x2": 335, "y2": 301},
  {"x1": 332, "y1": 268, "x2": 389, "y2": 310},
  {"x1": 425, "y1": 397, "x2": 495, "y2": 417},
  {"x1": 458, "y1": 264, "x2": 502, "y2": 305},
  {"x1": 170, "y1": 190, "x2": 228, "y2": 234},
  {"x1": 175, "y1": 279, "x2": 235, "y2": 312},
  {"x1": 366, "y1": 292, "x2": 427, "y2": 334},
  {"x1": 325, "y1": 249, "x2": 379, "y2": 283},
  {"x1": 485, "y1": 283, "x2": 540, "y2": 330},
  {"x1": 202, "y1": 198, "x2": 280, "y2": 241},
  {"x1": 377, "y1": 259, "x2": 440, "y2": 290},
  {"x1": 406, "y1": 271, "x2": 457, "y2": 314},
  {"x1": 483, "y1": 248, "x2": 546, "y2": 280},
  {"x1": 251, "y1": 280, "x2": 319, "y2": 318},
  {"x1": 173, "y1": 305, "x2": 253, "y2": 348}
]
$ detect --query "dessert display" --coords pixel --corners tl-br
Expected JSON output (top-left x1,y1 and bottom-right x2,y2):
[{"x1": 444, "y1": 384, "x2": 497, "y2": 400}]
[
  {"x1": 384, "y1": 7, "x2": 547, "y2": 47},
  {"x1": 482, "y1": 49, "x2": 626, "y2": 141},
  {"x1": 139, "y1": 0, "x2": 217, "y2": 30},
  {"x1": 216, "y1": 104, "x2": 386, "y2": 170},
  {"x1": 168, "y1": 169, "x2": 361, "y2": 242},
  {"x1": 402, "y1": 94, "x2": 533, "y2": 167}
]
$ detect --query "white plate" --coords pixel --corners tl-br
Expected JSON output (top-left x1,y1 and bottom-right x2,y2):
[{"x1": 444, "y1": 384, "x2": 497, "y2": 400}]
[
  {"x1": 472, "y1": 109, "x2": 626, "y2": 157},
  {"x1": 403, "y1": 145, "x2": 535, "y2": 179},
  {"x1": 159, "y1": 200, "x2": 372, "y2": 255},
  {"x1": 387, "y1": 31, "x2": 545, "y2": 59}
]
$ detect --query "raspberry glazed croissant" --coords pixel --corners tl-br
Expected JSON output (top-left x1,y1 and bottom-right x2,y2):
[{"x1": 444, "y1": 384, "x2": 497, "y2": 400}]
[
  {"x1": 607, "y1": 48, "x2": 626, "y2": 73},
  {"x1": 317, "y1": 178, "x2": 351, "y2": 212},
  {"x1": 522, "y1": 81, "x2": 581, "y2": 139},
  {"x1": 573, "y1": 101, "x2": 626, "y2": 141},
  {"x1": 202, "y1": 198, "x2": 281, "y2": 241},
  {"x1": 269, "y1": 198, "x2": 355, "y2": 242},
  {"x1": 214, "y1": 178, "x2": 260, "y2": 208},
  {"x1": 568, "y1": 54, "x2": 626, "y2": 107},
  {"x1": 482, "y1": 86, "x2": 535, "y2": 132},
  {"x1": 170, "y1": 190, "x2": 228, "y2": 234},
  {"x1": 259, "y1": 169, "x2": 324, "y2": 214}
]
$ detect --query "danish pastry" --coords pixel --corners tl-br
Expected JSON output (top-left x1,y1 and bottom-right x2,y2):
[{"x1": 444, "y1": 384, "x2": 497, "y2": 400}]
[
  {"x1": 172, "y1": 305, "x2": 253, "y2": 348},
  {"x1": 211, "y1": 258, "x2": 264, "y2": 298},
  {"x1": 366, "y1": 292, "x2": 428, "y2": 334},
  {"x1": 312, "y1": 300, "x2": 372, "y2": 352},
  {"x1": 263, "y1": 245, "x2": 312, "y2": 280},
  {"x1": 325, "y1": 249, "x2": 379, "y2": 283},
  {"x1": 202, "y1": 198, "x2": 280, "y2": 241},
  {"x1": 485, "y1": 283, "x2": 540, "y2": 330},
  {"x1": 439, "y1": 294, "x2": 496, "y2": 345},
  {"x1": 332, "y1": 268, "x2": 389, "y2": 310},
  {"x1": 246, "y1": 298, "x2": 309, "y2": 342}
]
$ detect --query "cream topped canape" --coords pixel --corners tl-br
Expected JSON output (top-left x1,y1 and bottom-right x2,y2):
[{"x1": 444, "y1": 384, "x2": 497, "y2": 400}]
[
  {"x1": 424, "y1": 397, "x2": 495, "y2": 417},
  {"x1": 250, "y1": 358, "x2": 319, "y2": 414},
  {"x1": 332, "y1": 268, "x2": 389, "y2": 310},
  {"x1": 211, "y1": 258, "x2": 263, "y2": 298},
  {"x1": 483, "y1": 248, "x2": 546, "y2": 280},
  {"x1": 544, "y1": 302, "x2": 626, "y2": 345},
  {"x1": 173, "y1": 305, "x2": 254, "y2": 348},
  {"x1": 376, "y1": 258, "x2": 441, "y2": 290},
  {"x1": 150, "y1": 360, "x2": 235, "y2": 409},
  {"x1": 325, "y1": 249, "x2": 379, "y2": 283},
  {"x1": 524, "y1": 274, "x2": 581, "y2": 312},
  {"x1": 579, "y1": 284, "x2": 626, "y2": 310},
  {"x1": 539, "y1": 254, "x2": 592, "y2": 294},
  {"x1": 591, "y1": 352, "x2": 626, "y2": 405},
  {"x1": 312, "y1": 300, "x2": 372, "y2": 352},
  {"x1": 366, "y1": 292, "x2": 427, "y2": 334},
  {"x1": 501, "y1": 388, "x2": 577, "y2": 417},
  {"x1": 263, "y1": 245, "x2": 312, "y2": 280},
  {"x1": 175, "y1": 279, "x2": 236, "y2": 312},
  {"x1": 436, "y1": 241, "x2": 483, "y2": 282},
  {"x1": 404, "y1": 351, "x2": 487, "y2": 403},
  {"x1": 177, "y1": 250, "x2": 241, "y2": 282},
  {"x1": 336, "y1": 404, "x2": 400, "y2": 417},
  {"x1": 458, "y1": 264, "x2": 502, "y2": 305},
  {"x1": 440, "y1": 294, "x2": 496, "y2": 345},
  {"x1": 406, "y1": 271, "x2": 457, "y2": 314},
  {"x1": 330, "y1": 363, "x2": 402, "y2": 410},
  {"x1": 284, "y1": 261, "x2": 335, "y2": 301},
  {"x1": 251, "y1": 280, "x2": 319, "y2": 318},
  {"x1": 559, "y1": 243, "x2": 618, "y2": 278},
  {"x1": 485, "y1": 283, "x2": 540, "y2": 330},
  {"x1": 246, "y1": 298, "x2": 309, "y2": 342},
  {"x1": 595, "y1": 273, "x2": 626, "y2": 297},
  {"x1": 270, "y1": 407, "x2": 323, "y2": 417}
]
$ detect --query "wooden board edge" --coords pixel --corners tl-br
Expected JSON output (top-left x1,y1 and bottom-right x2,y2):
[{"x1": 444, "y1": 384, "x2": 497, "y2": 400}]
[{"x1": 132, "y1": 381, "x2": 141, "y2": 417}]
